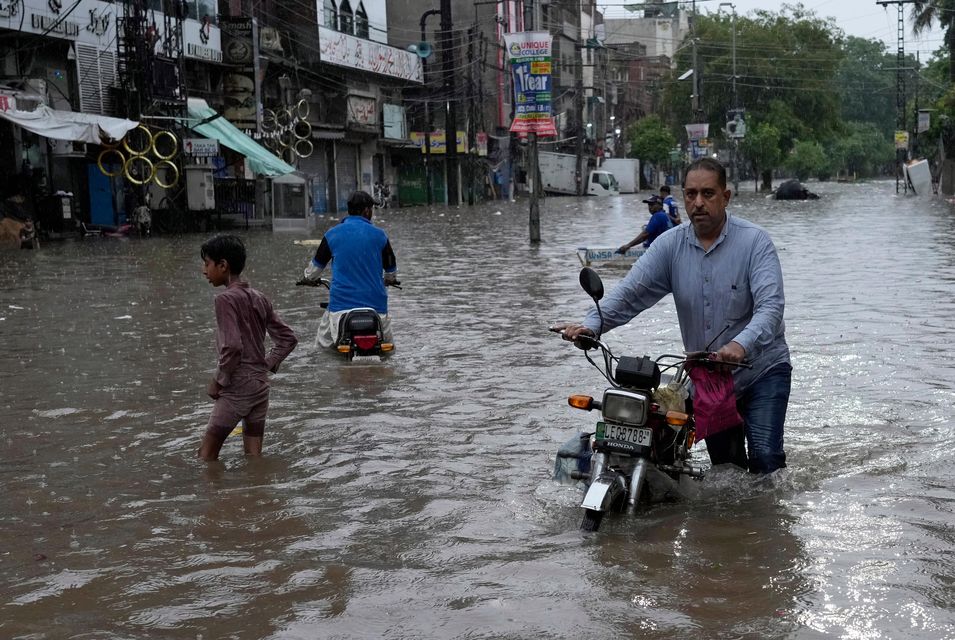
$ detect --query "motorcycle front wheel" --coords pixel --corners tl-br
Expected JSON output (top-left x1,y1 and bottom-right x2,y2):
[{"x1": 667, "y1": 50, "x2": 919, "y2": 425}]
[{"x1": 580, "y1": 509, "x2": 605, "y2": 532}]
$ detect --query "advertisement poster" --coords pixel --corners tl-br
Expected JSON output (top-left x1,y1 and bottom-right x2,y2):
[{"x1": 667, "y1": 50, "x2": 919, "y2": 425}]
[
  {"x1": 219, "y1": 16, "x2": 259, "y2": 128},
  {"x1": 503, "y1": 31, "x2": 557, "y2": 137}
]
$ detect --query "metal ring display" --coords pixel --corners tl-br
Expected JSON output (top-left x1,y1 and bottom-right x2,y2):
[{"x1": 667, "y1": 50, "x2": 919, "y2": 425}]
[
  {"x1": 277, "y1": 129, "x2": 292, "y2": 148},
  {"x1": 294, "y1": 138, "x2": 313, "y2": 158},
  {"x1": 123, "y1": 155, "x2": 155, "y2": 185},
  {"x1": 153, "y1": 160, "x2": 180, "y2": 189},
  {"x1": 296, "y1": 98, "x2": 310, "y2": 119},
  {"x1": 262, "y1": 108, "x2": 277, "y2": 131},
  {"x1": 151, "y1": 130, "x2": 179, "y2": 160},
  {"x1": 282, "y1": 147, "x2": 297, "y2": 164},
  {"x1": 294, "y1": 120, "x2": 312, "y2": 140},
  {"x1": 122, "y1": 124, "x2": 153, "y2": 156},
  {"x1": 97, "y1": 148, "x2": 125, "y2": 177},
  {"x1": 276, "y1": 108, "x2": 293, "y2": 127}
]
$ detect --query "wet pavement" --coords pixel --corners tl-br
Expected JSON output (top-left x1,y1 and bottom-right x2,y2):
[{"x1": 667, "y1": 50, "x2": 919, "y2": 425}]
[{"x1": 1, "y1": 180, "x2": 954, "y2": 639}]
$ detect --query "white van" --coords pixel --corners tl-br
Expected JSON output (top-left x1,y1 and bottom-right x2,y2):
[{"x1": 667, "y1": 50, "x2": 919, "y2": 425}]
[{"x1": 588, "y1": 170, "x2": 620, "y2": 196}]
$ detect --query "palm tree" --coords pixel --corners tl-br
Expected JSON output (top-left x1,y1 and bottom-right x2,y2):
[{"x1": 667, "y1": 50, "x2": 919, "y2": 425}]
[{"x1": 911, "y1": 0, "x2": 955, "y2": 82}]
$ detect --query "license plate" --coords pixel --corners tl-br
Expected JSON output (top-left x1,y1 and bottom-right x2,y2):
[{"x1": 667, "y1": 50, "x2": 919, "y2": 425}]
[{"x1": 597, "y1": 421, "x2": 652, "y2": 446}]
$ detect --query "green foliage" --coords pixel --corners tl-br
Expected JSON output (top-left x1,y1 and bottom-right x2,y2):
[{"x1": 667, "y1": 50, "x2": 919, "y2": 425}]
[
  {"x1": 910, "y1": 0, "x2": 955, "y2": 82},
  {"x1": 827, "y1": 121, "x2": 895, "y2": 177},
  {"x1": 835, "y1": 37, "x2": 898, "y2": 137},
  {"x1": 786, "y1": 140, "x2": 827, "y2": 181},
  {"x1": 739, "y1": 122, "x2": 781, "y2": 174},
  {"x1": 663, "y1": 5, "x2": 844, "y2": 145},
  {"x1": 656, "y1": 5, "x2": 900, "y2": 178},
  {"x1": 626, "y1": 115, "x2": 676, "y2": 165}
]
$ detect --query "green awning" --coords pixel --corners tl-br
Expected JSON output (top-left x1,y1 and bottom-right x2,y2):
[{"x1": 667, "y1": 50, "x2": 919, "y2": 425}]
[{"x1": 184, "y1": 98, "x2": 295, "y2": 177}]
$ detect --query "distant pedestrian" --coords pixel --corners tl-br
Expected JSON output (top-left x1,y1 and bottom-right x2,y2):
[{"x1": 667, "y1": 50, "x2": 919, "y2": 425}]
[
  {"x1": 199, "y1": 235, "x2": 298, "y2": 461},
  {"x1": 660, "y1": 185, "x2": 682, "y2": 226},
  {"x1": 19, "y1": 217, "x2": 38, "y2": 250}
]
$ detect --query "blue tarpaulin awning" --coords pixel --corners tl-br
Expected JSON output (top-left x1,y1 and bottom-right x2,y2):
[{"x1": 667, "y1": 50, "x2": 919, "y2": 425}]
[{"x1": 184, "y1": 98, "x2": 295, "y2": 177}]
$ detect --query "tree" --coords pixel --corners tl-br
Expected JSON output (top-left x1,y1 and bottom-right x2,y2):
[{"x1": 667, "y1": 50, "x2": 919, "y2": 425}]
[
  {"x1": 739, "y1": 122, "x2": 781, "y2": 191},
  {"x1": 836, "y1": 37, "x2": 897, "y2": 137},
  {"x1": 627, "y1": 115, "x2": 676, "y2": 165},
  {"x1": 828, "y1": 121, "x2": 894, "y2": 178},
  {"x1": 786, "y1": 140, "x2": 827, "y2": 181},
  {"x1": 911, "y1": 0, "x2": 955, "y2": 82}
]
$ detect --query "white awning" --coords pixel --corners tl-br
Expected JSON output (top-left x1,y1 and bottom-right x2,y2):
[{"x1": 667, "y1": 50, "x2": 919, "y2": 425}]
[{"x1": 0, "y1": 105, "x2": 139, "y2": 144}]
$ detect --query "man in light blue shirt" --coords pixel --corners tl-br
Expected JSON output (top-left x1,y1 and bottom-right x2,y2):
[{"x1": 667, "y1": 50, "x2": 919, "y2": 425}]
[{"x1": 560, "y1": 158, "x2": 791, "y2": 474}]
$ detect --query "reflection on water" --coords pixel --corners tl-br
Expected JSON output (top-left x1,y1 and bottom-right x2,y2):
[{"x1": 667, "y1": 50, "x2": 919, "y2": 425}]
[{"x1": 1, "y1": 182, "x2": 954, "y2": 638}]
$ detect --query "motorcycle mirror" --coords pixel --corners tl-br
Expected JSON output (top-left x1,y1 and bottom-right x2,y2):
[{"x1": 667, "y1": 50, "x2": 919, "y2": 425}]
[{"x1": 579, "y1": 267, "x2": 604, "y2": 301}]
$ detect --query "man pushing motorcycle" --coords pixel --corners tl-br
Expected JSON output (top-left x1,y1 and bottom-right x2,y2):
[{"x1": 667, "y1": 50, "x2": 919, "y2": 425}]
[
  {"x1": 300, "y1": 190, "x2": 398, "y2": 348},
  {"x1": 556, "y1": 158, "x2": 791, "y2": 475}
]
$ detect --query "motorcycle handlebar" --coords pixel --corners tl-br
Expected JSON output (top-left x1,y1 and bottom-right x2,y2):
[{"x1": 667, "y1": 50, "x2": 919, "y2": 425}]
[
  {"x1": 549, "y1": 326, "x2": 603, "y2": 351},
  {"x1": 295, "y1": 278, "x2": 329, "y2": 288}
]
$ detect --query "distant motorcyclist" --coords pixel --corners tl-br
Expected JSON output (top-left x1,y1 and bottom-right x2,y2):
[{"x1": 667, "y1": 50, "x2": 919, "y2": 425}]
[{"x1": 301, "y1": 190, "x2": 398, "y2": 347}]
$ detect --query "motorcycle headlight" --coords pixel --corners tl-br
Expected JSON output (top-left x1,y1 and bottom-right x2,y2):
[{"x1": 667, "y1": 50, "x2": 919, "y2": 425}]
[{"x1": 601, "y1": 389, "x2": 649, "y2": 426}]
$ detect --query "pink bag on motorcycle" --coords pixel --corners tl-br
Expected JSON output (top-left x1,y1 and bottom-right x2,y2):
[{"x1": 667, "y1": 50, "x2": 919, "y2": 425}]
[{"x1": 686, "y1": 361, "x2": 743, "y2": 441}]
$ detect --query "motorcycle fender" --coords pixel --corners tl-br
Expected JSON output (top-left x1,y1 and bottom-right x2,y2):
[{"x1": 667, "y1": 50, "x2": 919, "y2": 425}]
[{"x1": 581, "y1": 477, "x2": 617, "y2": 511}]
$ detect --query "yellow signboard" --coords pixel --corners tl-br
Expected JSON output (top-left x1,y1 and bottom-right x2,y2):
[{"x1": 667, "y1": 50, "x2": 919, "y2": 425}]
[
  {"x1": 894, "y1": 130, "x2": 909, "y2": 150},
  {"x1": 410, "y1": 131, "x2": 467, "y2": 154}
]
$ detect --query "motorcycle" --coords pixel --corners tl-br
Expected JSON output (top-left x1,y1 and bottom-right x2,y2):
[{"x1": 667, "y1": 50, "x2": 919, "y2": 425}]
[
  {"x1": 373, "y1": 182, "x2": 391, "y2": 209},
  {"x1": 296, "y1": 277, "x2": 399, "y2": 360},
  {"x1": 552, "y1": 267, "x2": 742, "y2": 532}
]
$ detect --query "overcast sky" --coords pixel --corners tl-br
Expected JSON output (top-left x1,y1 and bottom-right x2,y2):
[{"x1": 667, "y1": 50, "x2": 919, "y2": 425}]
[{"x1": 598, "y1": 0, "x2": 946, "y2": 59}]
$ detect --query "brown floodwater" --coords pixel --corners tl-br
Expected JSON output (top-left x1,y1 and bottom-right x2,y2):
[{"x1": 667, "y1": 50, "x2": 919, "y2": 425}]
[{"x1": 1, "y1": 180, "x2": 954, "y2": 639}]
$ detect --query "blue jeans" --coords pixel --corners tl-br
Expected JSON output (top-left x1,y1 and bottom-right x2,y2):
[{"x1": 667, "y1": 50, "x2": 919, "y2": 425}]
[{"x1": 705, "y1": 363, "x2": 791, "y2": 474}]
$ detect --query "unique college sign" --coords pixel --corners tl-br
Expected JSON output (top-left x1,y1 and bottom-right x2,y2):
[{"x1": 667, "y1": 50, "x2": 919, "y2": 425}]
[
  {"x1": 503, "y1": 31, "x2": 557, "y2": 137},
  {"x1": 318, "y1": 25, "x2": 422, "y2": 83}
]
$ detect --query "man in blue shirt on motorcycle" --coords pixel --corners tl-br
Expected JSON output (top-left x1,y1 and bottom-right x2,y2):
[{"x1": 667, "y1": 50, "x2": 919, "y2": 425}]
[
  {"x1": 560, "y1": 158, "x2": 791, "y2": 475},
  {"x1": 301, "y1": 190, "x2": 398, "y2": 347}
]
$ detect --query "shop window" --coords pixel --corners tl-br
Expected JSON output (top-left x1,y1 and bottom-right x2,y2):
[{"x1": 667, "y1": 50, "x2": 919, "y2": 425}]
[
  {"x1": 339, "y1": 0, "x2": 353, "y2": 34},
  {"x1": 355, "y1": 2, "x2": 369, "y2": 38}
]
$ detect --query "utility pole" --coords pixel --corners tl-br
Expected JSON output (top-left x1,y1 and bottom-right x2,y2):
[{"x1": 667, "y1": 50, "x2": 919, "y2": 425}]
[
  {"x1": 719, "y1": 2, "x2": 737, "y2": 194},
  {"x1": 691, "y1": 0, "x2": 702, "y2": 120},
  {"x1": 525, "y1": 0, "x2": 540, "y2": 242},
  {"x1": 877, "y1": 0, "x2": 916, "y2": 194},
  {"x1": 575, "y1": 0, "x2": 585, "y2": 195},
  {"x1": 440, "y1": 0, "x2": 459, "y2": 206},
  {"x1": 421, "y1": 9, "x2": 440, "y2": 206}
]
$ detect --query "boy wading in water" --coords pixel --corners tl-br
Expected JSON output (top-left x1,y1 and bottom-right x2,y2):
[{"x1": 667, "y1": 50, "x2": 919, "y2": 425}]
[{"x1": 200, "y1": 235, "x2": 298, "y2": 461}]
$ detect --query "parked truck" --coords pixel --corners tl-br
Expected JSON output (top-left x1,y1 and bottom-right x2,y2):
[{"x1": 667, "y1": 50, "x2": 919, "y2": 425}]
[
  {"x1": 539, "y1": 151, "x2": 619, "y2": 196},
  {"x1": 599, "y1": 158, "x2": 641, "y2": 193}
]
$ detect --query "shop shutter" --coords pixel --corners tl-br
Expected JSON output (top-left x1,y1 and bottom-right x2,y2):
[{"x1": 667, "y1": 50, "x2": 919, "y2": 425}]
[
  {"x1": 75, "y1": 44, "x2": 118, "y2": 116},
  {"x1": 335, "y1": 143, "x2": 359, "y2": 211}
]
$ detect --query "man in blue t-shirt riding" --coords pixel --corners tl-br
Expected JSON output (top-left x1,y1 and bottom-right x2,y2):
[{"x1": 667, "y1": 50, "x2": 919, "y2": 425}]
[
  {"x1": 301, "y1": 190, "x2": 398, "y2": 347},
  {"x1": 616, "y1": 194, "x2": 674, "y2": 255}
]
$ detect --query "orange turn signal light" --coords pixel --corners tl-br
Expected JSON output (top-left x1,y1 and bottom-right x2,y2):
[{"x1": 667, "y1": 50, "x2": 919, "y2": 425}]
[
  {"x1": 380, "y1": 343, "x2": 394, "y2": 352},
  {"x1": 665, "y1": 411, "x2": 689, "y2": 426},
  {"x1": 337, "y1": 345, "x2": 351, "y2": 353},
  {"x1": 568, "y1": 395, "x2": 594, "y2": 411}
]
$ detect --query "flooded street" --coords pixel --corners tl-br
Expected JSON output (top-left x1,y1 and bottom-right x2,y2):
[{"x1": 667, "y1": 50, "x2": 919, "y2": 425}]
[{"x1": 2, "y1": 180, "x2": 954, "y2": 639}]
